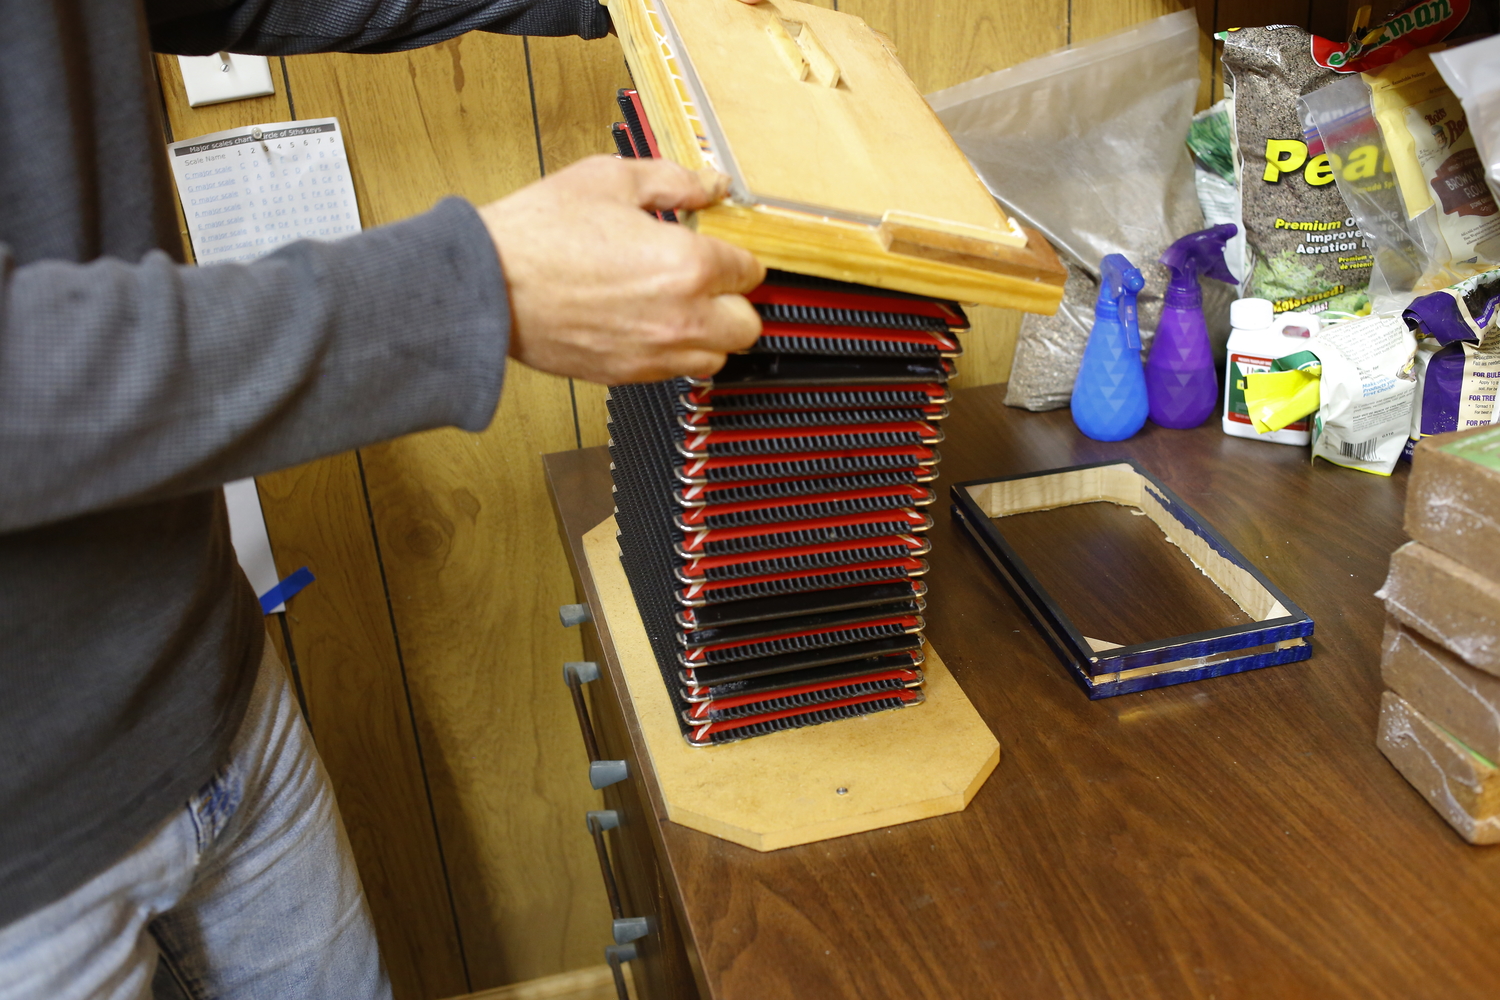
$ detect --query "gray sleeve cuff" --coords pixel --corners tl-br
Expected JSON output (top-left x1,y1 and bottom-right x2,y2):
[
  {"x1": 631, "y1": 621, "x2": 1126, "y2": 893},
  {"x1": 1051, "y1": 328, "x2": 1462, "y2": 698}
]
[{"x1": 289, "y1": 196, "x2": 510, "y2": 436}]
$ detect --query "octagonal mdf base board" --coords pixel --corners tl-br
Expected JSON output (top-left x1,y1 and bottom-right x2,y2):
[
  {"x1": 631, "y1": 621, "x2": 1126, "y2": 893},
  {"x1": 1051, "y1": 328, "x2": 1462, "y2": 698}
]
[{"x1": 583, "y1": 515, "x2": 1001, "y2": 852}]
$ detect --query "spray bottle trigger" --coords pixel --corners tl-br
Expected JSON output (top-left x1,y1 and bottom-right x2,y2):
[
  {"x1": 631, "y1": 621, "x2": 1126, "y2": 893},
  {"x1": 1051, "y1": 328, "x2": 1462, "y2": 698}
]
[
  {"x1": 1121, "y1": 297, "x2": 1140, "y2": 351},
  {"x1": 1160, "y1": 222, "x2": 1239, "y2": 289},
  {"x1": 1098, "y1": 253, "x2": 1145, "y2": 353}
]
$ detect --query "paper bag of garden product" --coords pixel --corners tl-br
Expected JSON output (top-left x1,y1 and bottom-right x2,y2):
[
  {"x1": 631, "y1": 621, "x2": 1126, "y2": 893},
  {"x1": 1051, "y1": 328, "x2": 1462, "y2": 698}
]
[{"x1": 1308, "y1": 314, "x2": 1420, "y2": 475}]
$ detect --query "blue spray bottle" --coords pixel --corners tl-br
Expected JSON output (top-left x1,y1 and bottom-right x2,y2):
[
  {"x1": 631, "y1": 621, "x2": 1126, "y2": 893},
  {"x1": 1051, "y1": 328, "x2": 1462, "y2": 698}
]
[
  {"x1": 1146, "y1": 223, "x2": 1238, "y2": 429},
  {"x1": 1071, "y1": 253, "x2": 1147, "y2": 442}
]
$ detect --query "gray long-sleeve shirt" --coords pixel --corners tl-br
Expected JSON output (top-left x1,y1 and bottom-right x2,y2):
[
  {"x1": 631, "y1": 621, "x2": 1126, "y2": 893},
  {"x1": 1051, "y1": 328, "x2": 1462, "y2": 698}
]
[{"x1": 0, "y1": 0, "x2": 608, "y2": 928}]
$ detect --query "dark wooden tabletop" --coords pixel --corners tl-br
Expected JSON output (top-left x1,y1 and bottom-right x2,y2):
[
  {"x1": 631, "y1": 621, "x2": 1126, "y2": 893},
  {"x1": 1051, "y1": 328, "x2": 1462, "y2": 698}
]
[{"x1": 544, "y1": 382, "x2": 1500, "y2": 1000}]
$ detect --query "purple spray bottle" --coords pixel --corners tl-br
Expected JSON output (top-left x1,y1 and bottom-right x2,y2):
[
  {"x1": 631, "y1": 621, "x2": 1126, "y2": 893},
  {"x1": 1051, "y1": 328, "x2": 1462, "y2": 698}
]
[{"x1": 1146, "y1": 223, "x2": 1238, "y2": 429}]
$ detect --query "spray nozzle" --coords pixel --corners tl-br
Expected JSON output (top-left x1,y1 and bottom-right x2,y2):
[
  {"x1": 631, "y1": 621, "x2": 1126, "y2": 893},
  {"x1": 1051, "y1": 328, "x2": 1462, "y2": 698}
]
[
  {"x1": 1097, "y1": 253, "x2": 1145, "y2": 350},
  {"x1": 1160, "y1": 223, "x2": 1238, "y2": 304}
]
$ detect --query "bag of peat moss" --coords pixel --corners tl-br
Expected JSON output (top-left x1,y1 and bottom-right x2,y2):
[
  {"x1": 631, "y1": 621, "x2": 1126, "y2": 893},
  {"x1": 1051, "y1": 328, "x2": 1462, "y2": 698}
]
[
  {"x1": 1219, "y1": 3, "x2": 1475, "y2": 316},
  {"x1": 1221, "y1": 26, "x2": 1372, "y2": 315}
]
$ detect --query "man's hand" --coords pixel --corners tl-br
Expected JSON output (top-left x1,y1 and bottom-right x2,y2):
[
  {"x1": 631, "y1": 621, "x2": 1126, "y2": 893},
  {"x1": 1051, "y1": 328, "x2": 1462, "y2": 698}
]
[{"x1": 479, "y1": 156, "x2": 764, "y2": 384}]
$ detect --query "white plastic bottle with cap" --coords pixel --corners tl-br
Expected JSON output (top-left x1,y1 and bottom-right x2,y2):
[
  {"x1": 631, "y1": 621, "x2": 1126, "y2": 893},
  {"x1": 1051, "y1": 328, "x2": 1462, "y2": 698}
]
[{"x1": 1222, "y1": 298, "x2": 1321, "y2": 446}]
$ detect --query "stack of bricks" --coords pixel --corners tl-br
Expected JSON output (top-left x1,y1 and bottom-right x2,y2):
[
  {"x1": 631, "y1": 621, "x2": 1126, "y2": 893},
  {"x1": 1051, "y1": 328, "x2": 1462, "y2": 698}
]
[{"x1": 1376, "y1": 424, "x2": 1500, "y2": 843}]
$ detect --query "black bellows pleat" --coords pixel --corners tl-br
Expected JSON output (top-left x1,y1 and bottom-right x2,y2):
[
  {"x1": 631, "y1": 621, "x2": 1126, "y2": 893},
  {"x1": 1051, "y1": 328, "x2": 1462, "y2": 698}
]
[{"x1": 607, "y1": 101, "x2": 962, "y2": 745}]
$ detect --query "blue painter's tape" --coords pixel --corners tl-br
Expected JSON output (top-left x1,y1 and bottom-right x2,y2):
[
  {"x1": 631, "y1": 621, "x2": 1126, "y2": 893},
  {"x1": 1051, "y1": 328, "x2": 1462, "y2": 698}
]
[{"x1": 259, "y1": 566, "x2": 315, "y2": 615}]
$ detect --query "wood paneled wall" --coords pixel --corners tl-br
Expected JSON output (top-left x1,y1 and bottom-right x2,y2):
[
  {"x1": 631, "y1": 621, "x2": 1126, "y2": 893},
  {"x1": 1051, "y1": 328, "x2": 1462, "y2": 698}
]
[
  {"x1": 155, "y1": 38, "x2": 628, "y2": 1000},
  {"x1": 153, "y1": 2, "x2": 1347, "y2": 997}
]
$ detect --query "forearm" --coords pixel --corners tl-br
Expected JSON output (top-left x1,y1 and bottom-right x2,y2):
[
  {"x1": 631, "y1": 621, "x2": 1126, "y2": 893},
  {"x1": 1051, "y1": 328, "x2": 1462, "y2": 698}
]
[
  {"x1": 0, "y1": 198, "x2": 507, "y2": 533},
  {"x1": 147, "y1": 0, "x2": 611, "y2": 56}
]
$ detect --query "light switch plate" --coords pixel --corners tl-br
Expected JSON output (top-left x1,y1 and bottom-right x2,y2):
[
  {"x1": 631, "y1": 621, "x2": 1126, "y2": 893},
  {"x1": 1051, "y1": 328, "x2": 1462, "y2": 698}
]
[{"x1": 177, "y1": 53, "x2": 275, "y2": 107}]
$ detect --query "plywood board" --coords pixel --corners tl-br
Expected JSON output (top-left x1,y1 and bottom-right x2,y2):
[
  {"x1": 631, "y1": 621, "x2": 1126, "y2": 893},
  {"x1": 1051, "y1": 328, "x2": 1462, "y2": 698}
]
[
  {"x1": 606, "y1": 0, "x2": 1066, "y2": 308},
  {"x1": 583, "y1": 515, "x2": 999, "y2": 852},
  {"x1": 661, "y1": 0, "x2": 1013, "y2": 236},
  {"x1": 690, "y1": 202, "x2": 1066, "y2": 309},
  {"x1": 446, "y1": 964, "x2": 634, "y2": 1000}
]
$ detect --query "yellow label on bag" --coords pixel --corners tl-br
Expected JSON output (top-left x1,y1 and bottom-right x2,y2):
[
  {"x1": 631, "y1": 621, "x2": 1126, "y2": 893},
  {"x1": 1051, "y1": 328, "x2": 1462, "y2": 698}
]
[
  {"x1": 1244, "y1": 368, "x2": 1323, "y2": 433},
  {"x1": 1365, "y1": 46, "x2": 1450, "y2": 219}
]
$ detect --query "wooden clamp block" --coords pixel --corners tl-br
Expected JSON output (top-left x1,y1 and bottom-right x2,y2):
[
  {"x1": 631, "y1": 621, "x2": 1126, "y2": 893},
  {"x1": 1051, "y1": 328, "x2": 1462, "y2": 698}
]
[
  {"x1": 1379, "y1": 541, "x2": 1500, "y2": 676},
  {"x1": 1378, "y1": 690, "x2": 1500, "y2": 845},
  {"x1": 1382, "y1": 618, "x2": 1500, "y2": 765},
  {"x1": 603, "y1": 0, "x2": 1066, "y2": 311},
  {"x1": 582, "y1": 515, "x2": 999, "y2": 851},
  {"x1": 1406, "y1": 425, "x2": 1500, "y2": 585}
]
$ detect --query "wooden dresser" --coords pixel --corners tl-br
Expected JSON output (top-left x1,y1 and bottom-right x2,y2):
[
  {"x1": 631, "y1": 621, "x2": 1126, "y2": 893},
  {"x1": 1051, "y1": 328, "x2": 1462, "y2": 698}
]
[{"x1": 544, "y1": 383, "x2": 1500, "y2": 1000}]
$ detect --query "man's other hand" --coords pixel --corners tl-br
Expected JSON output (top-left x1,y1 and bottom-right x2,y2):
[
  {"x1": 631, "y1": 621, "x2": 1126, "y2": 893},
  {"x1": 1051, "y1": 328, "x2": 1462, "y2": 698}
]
[{"x1": 480, "y1": 156, "x2": 764, "y2": 384}]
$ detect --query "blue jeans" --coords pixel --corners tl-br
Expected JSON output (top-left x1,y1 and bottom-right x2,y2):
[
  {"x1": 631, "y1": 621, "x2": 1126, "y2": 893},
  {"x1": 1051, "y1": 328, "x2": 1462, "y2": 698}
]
[{"x1": 0, "y1": 636, "x2": 391, "y2": 1000}]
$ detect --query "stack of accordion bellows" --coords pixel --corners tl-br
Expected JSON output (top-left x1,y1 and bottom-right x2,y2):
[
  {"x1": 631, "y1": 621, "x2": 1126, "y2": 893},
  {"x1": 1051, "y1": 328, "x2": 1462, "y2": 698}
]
[{"x1": 609, "y1": 90, "x2": 964, "y2": 746}]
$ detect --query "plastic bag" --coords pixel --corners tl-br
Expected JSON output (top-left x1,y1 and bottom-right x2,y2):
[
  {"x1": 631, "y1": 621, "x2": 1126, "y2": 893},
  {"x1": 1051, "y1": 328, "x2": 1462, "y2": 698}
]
[
  {"x1": 1220, "y1": 1, "x2": 1479, "y2": 317},
  {"x1": 928, "y1": 10, "x2": 1204, "y2": 411},
  {"x1": 1299, "y1": 73, "x2": 1449, "y2": 314},
  {"x1": 1432, "y1": 34, "x2": 1500, "y2": 197},
  {"x1": 1189, "y1": 100, "x2": 1248, "y2": 284},
  {"x1": 1368, "y1": 50, "x2": 1500, "y2": 265}
]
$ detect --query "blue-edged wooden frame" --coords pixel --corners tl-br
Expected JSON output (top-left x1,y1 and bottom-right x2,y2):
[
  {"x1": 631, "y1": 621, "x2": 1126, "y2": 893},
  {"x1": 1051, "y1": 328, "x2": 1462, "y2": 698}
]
[{"x1": 950, "y1": 460, "x2": 1314, "y2": 699}]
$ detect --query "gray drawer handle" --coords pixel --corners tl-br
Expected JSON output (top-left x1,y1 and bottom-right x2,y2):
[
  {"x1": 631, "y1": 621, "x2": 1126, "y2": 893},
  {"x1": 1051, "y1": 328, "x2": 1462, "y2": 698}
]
[
  {"x1": 586, "y1": 810, "x2": 623, "y2": 921},
  {"x1": 563, "y1": 661, "x2": 602, "y2": 762},
  {"x1": 589, "y1": 811, "x2": 644, "y2": 1000},
  {"x1": 612, "y1": 916, "x2": 649, "y2": 944},
  {"x1": 590, "y1": 760, "x2": 629, "y2": 789},
  {"x1": 604, "y1": 944, "x2": 635, "y2": 1000}
]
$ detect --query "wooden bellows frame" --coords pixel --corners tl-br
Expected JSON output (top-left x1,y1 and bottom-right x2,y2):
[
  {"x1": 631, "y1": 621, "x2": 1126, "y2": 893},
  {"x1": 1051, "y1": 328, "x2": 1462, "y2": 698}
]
[
  {"x1": 605, "y1": 0, "x2": 1066, "y2": 311},
  {"x1": 951, "y1": 461, "x2": 1315, "y2": 698}
]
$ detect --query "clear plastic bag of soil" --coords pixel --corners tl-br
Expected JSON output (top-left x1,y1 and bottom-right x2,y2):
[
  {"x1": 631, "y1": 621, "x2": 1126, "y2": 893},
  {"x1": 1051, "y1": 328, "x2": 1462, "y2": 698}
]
[
  {"x1": 927, "y1": 10, "x2": 1206, "y2": 411},
  {"x1": 1299, "y1": 74, "x2": 1443, "y2": 314},
  {"x1": 1302, "y1": 58, "x2": 1500, "y2": 316}
]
